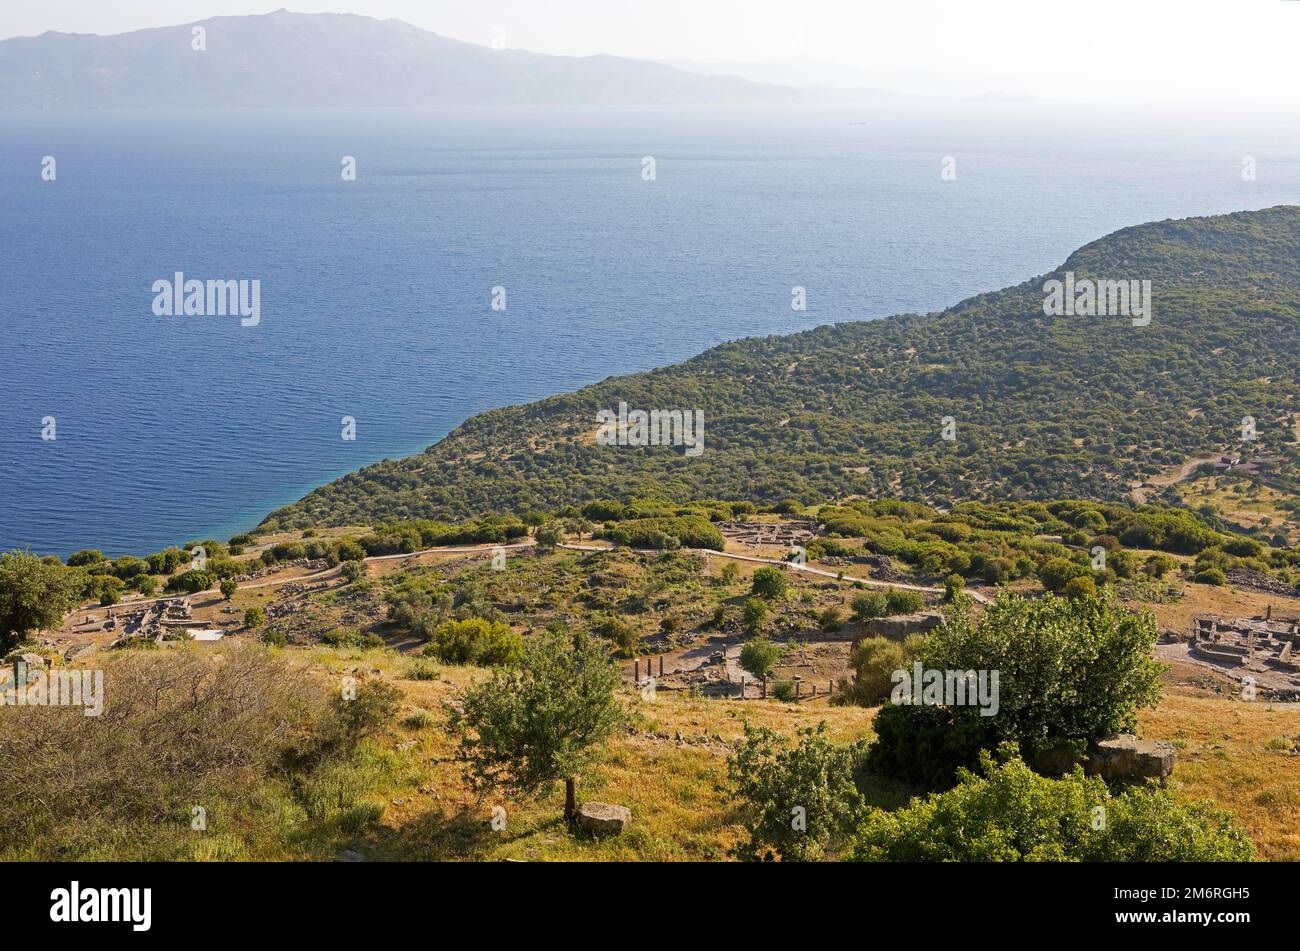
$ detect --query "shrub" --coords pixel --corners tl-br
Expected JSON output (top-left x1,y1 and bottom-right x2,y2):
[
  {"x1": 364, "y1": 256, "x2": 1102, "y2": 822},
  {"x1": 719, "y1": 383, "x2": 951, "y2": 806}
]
[
  {"x1": 727, "y1": 722, "x2": 867, "y2": 861},
  {"x1": 1062, "y1": 575, "x2": 1098, "y2": 600},
  {"x1": 593, "y1": 615, "x2": 640, "y2": 657},
  {"x1": 866, "y1": 591, "x2": 1164, "y2": 788},
  {"x1": 771, "y1": 680, "x2": 798, "y2": 702},
  {"x1": 0, "y1": 645, "x2": 398, "y2": 860},
  {"x1": 852, "y1": 747, "x2": 1253, "y2": 862},
  {"x1": 835, "y1": 634, "x2": 926, "y2": 707},
  {"x1": 884, "y1": 590, "x2": 924, "y2": 615},
  {"x1": 534, "y1": 522, "x2": 564, "y2": 550},
  {"x1": 129, "y1": 574, "x2": 158, "y2": 596},
  {"x1": 739, "y1": 637, "x2": 781, "y2": 682},
  {"x1": 340, "y1": 560, "x2": 366, "y2": 583},
  {"x1": 1194, "y1": 567, "x2": 1226, "y2": 586},
  {"x1": 166, "y1": 569, "x2": 215, "y2": 594},
  {"x1": 429, "y1": 618, "x2": 523, "y2": 667},
  {"x1": 751, "y1": 566, "x2": 790, "y2": 600},
  {"x1": 850, "y1": 591, "x2": 888, "y2": 621},
  {"x1": 244, "y1": 606, "x2": 266, "y2": 628},
  {"x1": 742, "y1": 597, "x2": 769, "y2": 635},
  {"x1": 819, "y1": 606, "x2": 844, "y2": 632}
]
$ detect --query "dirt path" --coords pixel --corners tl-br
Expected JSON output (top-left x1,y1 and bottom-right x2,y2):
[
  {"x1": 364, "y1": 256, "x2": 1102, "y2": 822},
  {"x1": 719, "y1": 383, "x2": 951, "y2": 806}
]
[
  {"x1": 559, "y1": 543, "x2": 988, "y2": 603},
  {"x1": 71, "y1": 536, "x2": 973, "y2": 632},
  {"x1": 1131, "y1": 455, "x2": 1221, "y2": 505}
]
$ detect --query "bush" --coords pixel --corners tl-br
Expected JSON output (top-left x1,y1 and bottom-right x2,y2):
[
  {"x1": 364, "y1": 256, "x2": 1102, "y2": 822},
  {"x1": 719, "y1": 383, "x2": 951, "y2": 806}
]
[
  {"x1": 129, "y1": 574, "x2": 158, "y2": 596},
  {"x1": 742, "y1": 597, "x2": 769, "y2": 635},
  {"x1": 534, "y1": 522, "x2": 564, "y2": 550},
  {"x1": 866, "y1": 591, "x2": 1164, "y2": 788},
  {"x1": 340, "y1": 560, "x2": 366, "y2": 583},
  {"x1": 1062, "y1": 575, "x2": 1098, "y2": 600},
  {"x1": 739, "y1": 637, "x2": 781, "y2": 682},
  {"x1": 850, "y1": 591, "x2": 888, "y2": 621},
  {"x1": 166, "y1": 569, "x2": 215, "y2": 594},
  {"x1": 885, "y1": 590, "x2": 924, "y2": 615},
  {"x1": 852, "y1": 747, "x2": 1253, "y2": 862},
  {"x1": 943, "y1": 574, "x2": 965, "y2": 602},
  {"x1": 428, "y1": 618, "x2": 523, "y2": 667},
  {"x1": 593, "y1": 615, "x2": 640, "y2": 657},
  {"x1": 1143, "y1": 553, "x2": 1178, "y2": 579},
  {"x1": 335, "y1": 539, "x2": 366, "y2": 563},
  {"x1": 244, "y1": 606, "x2": 265, "y2": 628},
  {"x1": 1194, "y1": 567, "x2": 1226, "y2": 586},
  {"x1": 819, "y1": 606, "x2": 844, "y2": 632},
  {"x1": 727, "y1": 722, "x2": 867, "y2": 861},
  {"x1": 0, "y1": 645, "x2": 398, "y2": 860},
  {"x1": 835, "y1": 634, "x2": 926, "y2": 707},
  {"x1": 751, "y1": 566, "x2": 791, "y2": 600},
  {"x1": 771, "y1": 680, "x2": 798, "y2": 702}
]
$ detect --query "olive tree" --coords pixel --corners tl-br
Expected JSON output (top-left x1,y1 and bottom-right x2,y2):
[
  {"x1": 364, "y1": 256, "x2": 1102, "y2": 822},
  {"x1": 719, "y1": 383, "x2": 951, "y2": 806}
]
[
  {"x1": 0, "y1": 551, "x2": 82, "y2": 652},
  {"x1": 448, "y1": 631, "x2": 623, "y2": 823}
]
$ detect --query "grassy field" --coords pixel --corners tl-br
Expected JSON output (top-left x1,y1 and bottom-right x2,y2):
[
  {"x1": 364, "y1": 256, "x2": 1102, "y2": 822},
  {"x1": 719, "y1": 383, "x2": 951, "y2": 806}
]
[{"x1": 301, "y1": 647, "x2": 1300, "y2": 862}]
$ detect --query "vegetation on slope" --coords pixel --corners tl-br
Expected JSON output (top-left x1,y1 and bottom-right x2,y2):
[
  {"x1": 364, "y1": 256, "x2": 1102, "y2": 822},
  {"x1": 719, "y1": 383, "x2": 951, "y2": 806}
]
[{"x1": 266, "y1": 207, "x2": 1300, "y2": 530}]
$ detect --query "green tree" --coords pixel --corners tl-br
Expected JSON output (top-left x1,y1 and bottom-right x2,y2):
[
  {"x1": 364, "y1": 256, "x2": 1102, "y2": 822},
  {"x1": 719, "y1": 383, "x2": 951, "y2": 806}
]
[
  {"x1": 129, "y1": 574, "x2": 158, "y2": 597},
  {"x1": 751, "y1": 566, "x2": 790, "y2": 600},
  {"x1": 448, "y1": 631, "x2": 623, "y2": 823},
  {"x1": 739, "y1": 637, "x2": 781, "y2": 684},
  {"x1": 534, "y1": 522, "x2": 564, "y2": 551},
  {"x1": 868, "y1": 590, "x2": 1165, "y2": 788},
  {"x1": 220, "y1": 578, "x2": 239, "y2": 601},
  {"x1": 0, "y1": 551, "x2": 82, "y2": 652},
  {"x1": 243, "y1": 606, "x2": 265, "y2": 629},
  {"x1": 727, "y1": 722, "x2": 867, "y2": 861},
  {"x1": 742, "y1": 597, "x2": 769, "y2": 635}
]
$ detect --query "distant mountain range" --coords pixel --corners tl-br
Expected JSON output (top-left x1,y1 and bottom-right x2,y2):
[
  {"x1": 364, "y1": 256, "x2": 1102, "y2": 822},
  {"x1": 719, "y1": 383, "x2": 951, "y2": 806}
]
[
  {"x1": 0, "y1": 9, "x2": 830, "y2": 110},
  {"x1": 265, "y1": 207, "x2": 1300, "y2": 531}
]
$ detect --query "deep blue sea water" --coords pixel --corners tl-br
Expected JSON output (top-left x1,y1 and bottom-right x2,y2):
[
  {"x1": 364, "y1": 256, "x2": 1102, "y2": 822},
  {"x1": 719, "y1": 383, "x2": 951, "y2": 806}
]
[{"x1": 2, "y1": 103, "x2": 1298, "y2": 557}]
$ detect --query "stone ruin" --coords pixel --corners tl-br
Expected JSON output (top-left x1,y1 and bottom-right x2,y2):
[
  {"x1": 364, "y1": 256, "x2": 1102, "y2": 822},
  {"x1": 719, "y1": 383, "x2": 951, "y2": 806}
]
[
  {"x1": 718, "y1": 519, "x2": 817, "y2": 548},
  {"x1": 109, "y1": 597, "x2": 201, "y2": 645},
  {"x1": 1190, "y1": 610, "x2": 1300, "y2": 675}
]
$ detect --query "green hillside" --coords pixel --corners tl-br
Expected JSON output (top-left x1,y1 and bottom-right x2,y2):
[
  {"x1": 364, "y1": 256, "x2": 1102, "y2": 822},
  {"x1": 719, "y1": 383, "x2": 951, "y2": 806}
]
[{"x1": 266, "y1": 207, "x2": 1300, "y2": 531}]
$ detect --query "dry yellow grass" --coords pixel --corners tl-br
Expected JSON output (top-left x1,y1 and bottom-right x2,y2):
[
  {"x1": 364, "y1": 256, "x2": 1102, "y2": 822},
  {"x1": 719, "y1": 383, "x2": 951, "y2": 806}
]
[{"x1": 312, "y1": 647, "x2": 1300, "y2": 862}]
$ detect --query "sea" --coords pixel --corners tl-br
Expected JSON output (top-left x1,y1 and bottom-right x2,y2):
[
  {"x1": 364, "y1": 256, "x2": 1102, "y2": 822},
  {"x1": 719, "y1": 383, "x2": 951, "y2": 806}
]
[{"x1": 1, "y1": 102, "x2": 1298, "y2": 557}]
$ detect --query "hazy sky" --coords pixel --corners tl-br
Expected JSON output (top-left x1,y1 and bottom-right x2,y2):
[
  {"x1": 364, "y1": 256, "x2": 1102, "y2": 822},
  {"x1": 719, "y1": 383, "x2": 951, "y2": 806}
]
[{"x1": 3, "y1": 0, "x2": 1299, "y2": 106}]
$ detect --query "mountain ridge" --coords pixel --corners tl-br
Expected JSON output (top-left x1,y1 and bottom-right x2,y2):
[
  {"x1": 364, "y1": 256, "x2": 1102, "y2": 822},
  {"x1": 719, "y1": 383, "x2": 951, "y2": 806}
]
[
  {"x1": 0, "y1": 9, "x2": 814, "y2": 110},
  {"x1": 263, "y1": 206, "x2": 1300, "y2": 531}
]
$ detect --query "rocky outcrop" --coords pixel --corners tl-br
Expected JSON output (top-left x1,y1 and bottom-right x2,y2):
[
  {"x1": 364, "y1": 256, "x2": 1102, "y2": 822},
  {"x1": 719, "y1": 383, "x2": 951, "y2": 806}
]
[
  {"x1": 575, "y1": 802, "x2": 631, "y2": 836},
  {"x1": 863, "y1": 612, "x2": 942, "y2": 641},
  {"x1": 1085, "y1": 734, "x2": 1176, "y2": 782}
]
